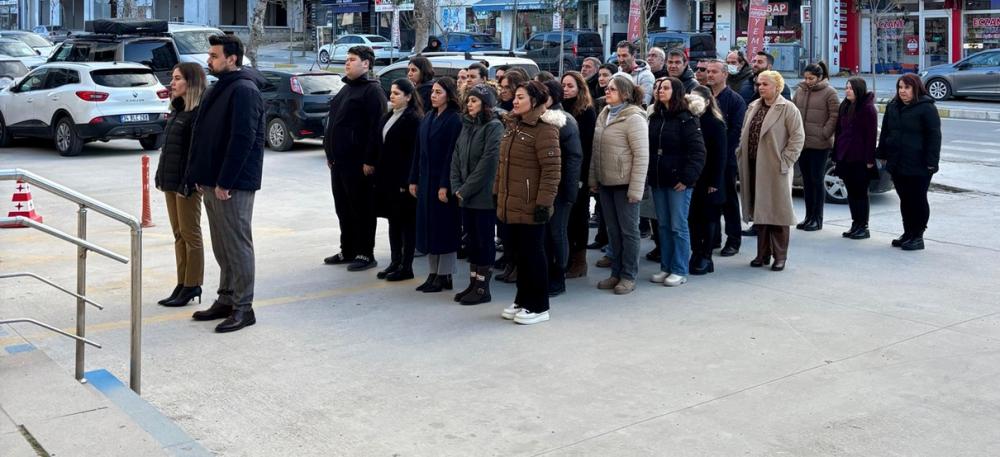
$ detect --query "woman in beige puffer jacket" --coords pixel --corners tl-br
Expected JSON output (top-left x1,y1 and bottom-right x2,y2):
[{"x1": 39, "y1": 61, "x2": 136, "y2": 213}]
[
  {"x1": 792, "y1": 61, "x2": 840, "y2": 232},
  {"x1": 588, "y1": 74, "x2": 649, "y2": 295}
]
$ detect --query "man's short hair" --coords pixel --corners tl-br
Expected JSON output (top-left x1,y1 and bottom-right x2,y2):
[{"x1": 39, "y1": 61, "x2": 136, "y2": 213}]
[
  {"x1": 666, "y1": 49, "x2": 687, "y2": 62},
  {"x1": 468, "y1": 62, "x2": 488, "y2": 79},
  {"x1": 704, "y1": 58, "x2": 726, "y2": 70},
  {"x1": 616, "y1": 40, "x2": 638, "y2": 56},
  {"x1": 583, "y1": 56, "x2": 602, "y2": 67},
  {"x1": 348, "y1": 45, "x2": 376, "y2": 68},
  {"x1": 756, "y1": 51, "x2": 775, "y2": 66},
  {"x1": 647, "y1": 47, "x2": 665, "y2": 59},
  {"x1": 208, "y1": 34, "x2": 245, "y2": 67}
]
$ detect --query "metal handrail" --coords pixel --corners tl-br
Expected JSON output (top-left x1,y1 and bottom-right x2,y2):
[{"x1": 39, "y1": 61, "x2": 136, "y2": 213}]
[
  {"x1": 0, "y1": 168, "x2": 143, "y2": 394},
  {"x1": 0, "y1": 319, "x2": 102, "y2": 348},
  {"x1": 0, "y1": 272, "x2": 105, "y2": 310}
]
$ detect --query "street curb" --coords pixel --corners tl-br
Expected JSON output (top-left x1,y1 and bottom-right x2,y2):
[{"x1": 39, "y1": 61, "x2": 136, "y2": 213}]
[{"x1": 875, "y1": 101, "x2": 1000, "y2": 122}]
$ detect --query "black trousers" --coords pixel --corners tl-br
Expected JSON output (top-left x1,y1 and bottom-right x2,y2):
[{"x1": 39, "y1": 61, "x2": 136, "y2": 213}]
[
  {"x1": 798, "y1": 148, "x2": 830, "y2": 222},
  {"x1": 690, "y1": 192, "x2": 722, "y2": 261},
  {"x1": 720, "y1": 165, "x2": 742, "y2": 247},
  {"x1": 594, "y1": 195, "x2": 609, "y2": 245},
  {"x1": 330, "y1": 166, "x2": 376, "y2": 258},
  {"x1": 508, "y1": 223, "x2": 549, "y2": 313},
  {"x1": 386, "y1": 194, "x2": 417, "y2": 269},
  {"x1": 462, "y1": 207, "x2": 496, "y2": 266},
  {"x1": 839, "y1": 162, "x2": 872, "y2": 227},
  {"x1": 568, "y1": 188, "x2": 591, "y2": 253},
  {"x1": 892, "y1": 174, "x2": 932, "y2": 237}
]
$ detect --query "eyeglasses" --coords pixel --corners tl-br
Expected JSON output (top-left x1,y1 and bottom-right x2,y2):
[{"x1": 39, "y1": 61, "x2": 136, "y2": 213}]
[
  {"x1": 696, "y1": 67, "x2": 708, "y2": 72},
  {"x1": 605, "y1": 87, "x2": 618, "y2": 93}
]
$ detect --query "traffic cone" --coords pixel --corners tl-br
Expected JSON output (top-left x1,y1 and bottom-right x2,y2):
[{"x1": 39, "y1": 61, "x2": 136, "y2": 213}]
[{"x1": 1, "y1": 180, "x2": 43, "y2": 229}]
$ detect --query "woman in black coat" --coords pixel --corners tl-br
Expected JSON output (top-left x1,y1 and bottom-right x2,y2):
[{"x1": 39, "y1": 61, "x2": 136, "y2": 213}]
[
  {"x1": 154, "y1": 63, "x2": 207, "y2": 307},
  {"x1": 409, "y1": 77, "x2": 464, "y2": 292},
  {"x1": 833, "y1": 77, "x2": 878, "y2": 240},
  {"x1": 561, "y1": 71, "x2": 598, "y2": 279},
  {"x1": 368, "y1": 79, "x2": 422, "y2": 281},
  {"x1": 687, "y1": 86, "x2": 728, "y2": 275},
  {"x1": 407, "y1": 56, "x2": 435, "y2": 111},
  {"x1": 876, "y1": 74, "x2": 941, "y2": 251}
]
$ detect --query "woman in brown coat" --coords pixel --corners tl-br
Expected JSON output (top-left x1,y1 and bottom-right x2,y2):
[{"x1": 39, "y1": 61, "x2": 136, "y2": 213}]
[
  {"x1": 495, "y1": 80, "x2": 561, "y2": 325},
  {"x1": 737, "y1": 71, "x2": 806, "y2": 271},
  {"x1": 792, "y1": 61, "x2": 839, "y2": 231}
]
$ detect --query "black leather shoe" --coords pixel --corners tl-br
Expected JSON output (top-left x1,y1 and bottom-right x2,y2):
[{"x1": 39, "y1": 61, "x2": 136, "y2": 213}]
[
  {"x1": 587, "y1": 241, "x2": 606, "y2": 250},
  {"x1": 215, "y1": 308, "x2": 256, "y2": 333},
  {"x1": 849, "y1": 228, "x2": 870, "y2": 240},
  {"x1": 720, "y1": 244, "x2": 739, "y2": 257},
  {"x1": 796, "y1": 220, "x2": 809, "y2": 230},
  {"x1": 771, "y1": 260, "x2": 786, "y2": 271},
  {"x1": 192, "y1": 300, "x2": 234, "y2": 321},
  {"x1": 416, "y1": 274, "x2": 438, "y2": 291},
  {"x1": 645, "y1": 247, "x2": 660, "y2": 262},
  {"x1": 891, "y1": 234, "x2": 910, "y2": 247},
  {"x1": 742, "y1": 227, "x2": 758, "y2": 237},
  {"x1": 158, "y1": 284, "x2": 183, "y2": 305},
  {"x1": 377, "y1": 262, "x2": 401, "y2": 279},
  {"x1": 323, "y1": 253, "x2": 352, "y2": 265},
  {"x1": 347, "y1": 255, "x2": 377, "y2": 272},
  {"x1": 422, "y1": 274, "x2": 453, "y2": 293},
  {"x1": 801, "y1": 220, "x2": 822, "y2": 231},
  {"x1": 690, "y1": 258, "x2": 714, "y2": 275},
  {"x1": 162, "y1": 286, "x2": 202, "y2": 307},
  {"x1": 901, "y1": 237, "x2": 925, "y2": 251},
  {"x1": 386, "y1": 268, "x2": 414, "y2": 282},
  {"x1": 750, "y1": 257, "x2": 771, "y2": 267}
]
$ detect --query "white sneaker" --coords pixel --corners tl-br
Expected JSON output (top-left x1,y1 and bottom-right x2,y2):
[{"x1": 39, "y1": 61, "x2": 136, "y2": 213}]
[
  {"x1": 650, "y1": 271, "x2": 669, "y2": 283},
  {"x1": 501, "y1": 303, "x2": 522, "y2": 320},
  {"x1": 513, "y1": 309, "x2": 550, "y2": 325},
  {"x1": 664, "y1": 274, "x2": 688, "y2": 287}
]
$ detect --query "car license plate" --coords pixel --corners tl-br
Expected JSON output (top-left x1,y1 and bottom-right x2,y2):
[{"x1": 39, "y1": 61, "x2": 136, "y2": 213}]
[{"x1": 121, "y1": 114, "x2": 150, "y2": 123}]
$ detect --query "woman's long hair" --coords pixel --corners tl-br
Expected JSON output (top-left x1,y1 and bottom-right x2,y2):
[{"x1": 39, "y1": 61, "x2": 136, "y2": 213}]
[
  {"x1": 692, "y1": 85, "x2": 725, "y2": 123},
  {"x1": 561, "y1": 71, "x2": 593, "y2": 117},
  {"x1": 409, "y1": 56, "x2": 435, "y2": 84},
  {"x1": 172, "y1": 62, "x2": 206, "y2": 112},
  {"x1": 432, "y1": 76, "x2": 462, "y2": 112},
  {"x1": 392, "y1": 78, "x2": 423, "y2": 116},
  {"x1": 803, "y1": 61, "x2": 830, "y2": 81},
  {"x1": 652, "y1": 77, "x2": 688, "y2": 115},
  {"x1": 839, "y1": 77, "x2": 868, "y2": 119}
]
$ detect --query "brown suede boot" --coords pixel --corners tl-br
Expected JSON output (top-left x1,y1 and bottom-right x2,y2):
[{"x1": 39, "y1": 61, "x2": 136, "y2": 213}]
[{"x1": 565, "y1": 249, "x2": 588, "y2": 278}]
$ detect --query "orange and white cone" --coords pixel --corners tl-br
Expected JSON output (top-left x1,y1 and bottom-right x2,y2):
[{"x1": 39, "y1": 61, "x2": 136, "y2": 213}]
[{"x1": 1, "y1": 180, "x2": 43, "y2": 229}]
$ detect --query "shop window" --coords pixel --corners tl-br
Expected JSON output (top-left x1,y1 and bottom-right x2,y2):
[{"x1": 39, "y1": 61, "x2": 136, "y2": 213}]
[{"x1": 965, "y1": 14, "x2": 1000, "y2": 56}]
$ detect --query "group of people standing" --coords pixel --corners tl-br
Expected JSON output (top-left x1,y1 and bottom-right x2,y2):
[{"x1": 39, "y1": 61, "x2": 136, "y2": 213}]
[{"x1": 152, "y1": 36, "x2": 942, "y2": 331}]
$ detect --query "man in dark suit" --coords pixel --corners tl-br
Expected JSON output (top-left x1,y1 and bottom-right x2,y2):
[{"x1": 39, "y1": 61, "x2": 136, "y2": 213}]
[{"x1": 705, "y1": 59, "x2": 748, "y2": 256}]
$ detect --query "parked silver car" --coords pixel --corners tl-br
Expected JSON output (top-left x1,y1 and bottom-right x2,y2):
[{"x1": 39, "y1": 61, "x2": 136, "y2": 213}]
[{"x1": 919, "y1": 49, "x2": 1000, "y2": 101}]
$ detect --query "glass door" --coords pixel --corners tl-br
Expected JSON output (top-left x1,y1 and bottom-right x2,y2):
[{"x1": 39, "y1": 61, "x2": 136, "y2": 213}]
[{"x1": 921, "y1": 12, "x2": 951, "y2": 70}]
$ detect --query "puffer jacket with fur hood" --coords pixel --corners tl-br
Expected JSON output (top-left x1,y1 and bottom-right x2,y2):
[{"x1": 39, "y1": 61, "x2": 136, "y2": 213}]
[
  {"x1": 546, "y1": 107, "x2": 583, "y2": 205},
  {"x1": 792, "y1": 79, "x2": 840, "y2": 150},
  {"x1": 646, "y1": 95, "x2": 707, "y2": 189},
  {"x1": 589, "y1": 104, "x2": 650, "y2": 201},
  {"x1": 494, "y1": 104, "x2": 562, "y2": 225}
]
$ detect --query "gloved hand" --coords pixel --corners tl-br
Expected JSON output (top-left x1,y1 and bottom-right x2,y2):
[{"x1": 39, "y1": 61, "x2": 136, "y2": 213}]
[{"x1": 533, "y1": 205, "x2": 552, "y2": 223}]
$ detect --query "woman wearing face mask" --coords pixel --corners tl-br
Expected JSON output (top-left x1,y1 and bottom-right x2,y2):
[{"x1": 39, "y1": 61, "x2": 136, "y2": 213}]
[
  {"x1": 876, "y1": 74, "x2": 941, "y2": 251},
  {"x1": 725, "y1": 50, "x2": 753, "y2": 93},
  {"x1": 792, "y1": 61, "x2": 839, "y2": 232},
  {"x1": 371, "y1": 79, "x2": 423, "y2": 282},
  {"x1": 409, "y1": 77, "x2": 464, "y2": 292},
  {"x1": 833, "y1": 77, "x2": 878, "y2": 240},
  {"x1": 737, "y1": 71, "x2": 805, "y2": 272},
  {"x1": 495, "y1": 80, "x2": 561, "y2": 325},
  {"x1": 450, "y1": 84, "x2": 503, "y2": 304}
]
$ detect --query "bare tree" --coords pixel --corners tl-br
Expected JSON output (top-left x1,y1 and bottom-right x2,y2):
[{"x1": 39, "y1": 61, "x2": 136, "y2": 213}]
[
  {"x1": 411, "y1": 0, "x2": 434, "y2": 53},
  {"x1": 857, "y1": 0, "x2": 902, "y2": 99},
  {"x1": 248, "y1": 0, "x2": 282, "y2": 68},
  {"x1": 639, "y1": 0, "x2": 665, "y2": 55},
  {"x1": 541, "y1": 0, "x2": 578, "y2": 75}
]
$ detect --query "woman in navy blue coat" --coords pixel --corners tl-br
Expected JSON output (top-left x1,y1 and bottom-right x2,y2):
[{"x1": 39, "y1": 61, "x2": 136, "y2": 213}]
[{"x1": 409, "y1": 76, "x2": 464, "y2": 293}]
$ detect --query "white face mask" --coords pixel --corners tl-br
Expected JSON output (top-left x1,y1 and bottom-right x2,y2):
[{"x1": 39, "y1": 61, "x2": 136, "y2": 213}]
[{"x1": 727, "y1": 64, "x2": 739, "y2": 75}]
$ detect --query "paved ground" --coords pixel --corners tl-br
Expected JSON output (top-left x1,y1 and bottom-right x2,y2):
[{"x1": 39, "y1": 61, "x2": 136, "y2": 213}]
[{"x1": 2, "y1": 115, "x2": 1000, "y2": 455}]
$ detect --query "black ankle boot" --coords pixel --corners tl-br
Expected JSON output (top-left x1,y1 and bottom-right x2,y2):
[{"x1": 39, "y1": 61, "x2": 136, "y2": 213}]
[
  {"x1": 192, "y1": 299, "x2": 233, "y2": 321},
  {"x1": 454, "y1": 265, "x2": 478, "y2": 302},
  {"x1": 849, "y1": 225, "x2": 870, "y2": 240},
  {"x1": 386, "y1": 267, "x2": 414, "y2": 281},
  {"x1": 690, "y1": 257, "x2": 715, "y2": 275},
  {"x1": 423, "y1": 274, "x2": 452, "y2": 293},
  {"x1": 460, "y1": 267, "x2": 492, "y2": 305},
  {"x1": 901, "y1": 236, "x2": 925, "y2": 251},
  {"x1": 377, "y1": 262, "x2": 401, "y2": 280},
  {"x1": 416, "y1": 274, "x2": 438, "y2": 291},
  {"x1": 842, "y1": 223, "x2": 859, "y2": 238},
  {"x1": 162, "y1": 286, "x2": 202, "y2": 307},
  {"x1": 158, "y1": 284, "x2": 183, "y2": 305}
]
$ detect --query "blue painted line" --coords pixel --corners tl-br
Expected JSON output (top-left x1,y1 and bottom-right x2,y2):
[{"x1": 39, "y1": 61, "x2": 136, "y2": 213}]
[
  {"x1": 0, "y1": 325, "x2": 9, "y2": 336},
  {"x1": 85, "y1": 369, "x2": 212, "y2": 457},
  {"x1": 4, "y1": 343, "x2": 35, "y2": 354}
]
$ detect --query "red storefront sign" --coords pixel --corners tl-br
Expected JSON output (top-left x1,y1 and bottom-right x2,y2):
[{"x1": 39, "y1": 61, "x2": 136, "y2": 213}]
[
  {"x1": 905, "y1": 35, "x2": 919, "y2": 56},
  {"x1": 747, "y1": 0, "x2": 769, "y2": 56},
  {"x1": 627, "y1": 0, "x2": 642, "y2": 41},
  {"x1": 767, "y1": 2, "x2": 788, "y2": 16}
]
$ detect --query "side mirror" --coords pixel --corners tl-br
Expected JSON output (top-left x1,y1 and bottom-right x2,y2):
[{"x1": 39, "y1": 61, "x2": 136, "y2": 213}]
[
  {"x1": 957, "y1": 62, "x2": 971, "y2": 70},
  {"x1": 35, "y1": 49, "x2": 41, "y2": 55},
  {"x1": 524, "y1": 43, "x2": 531, "y2": 51}
]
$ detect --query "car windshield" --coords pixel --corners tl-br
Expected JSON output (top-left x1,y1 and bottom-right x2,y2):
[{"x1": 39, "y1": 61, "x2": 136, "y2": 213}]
[
  {"x1": 297, "y1": 74, "x2": 344, "y2": 95},
  {"x1": 172, "y1": 30, "x2": 221, "y2": 55},
  {"x1": 123, "y1": 41, "x2": 177, "y2": 71},
  {"x1": 91, "y1": 68, "x2": 158, "y2": 87},
  {"x1": 0, "y1": 61, "x2": 28, "y2": 78},
  {"x1": 472, "y1": 35, "x2": 497, "y2": 44},
  {"x1": 367, "y1": 36, "x2": 390, "y2": 43},
  {"x1": 0, "y1": 42, "x2": 36, "y2": 57},
  {"x1": 12, "y1": 34, "x2": 52, "y2": 48}
]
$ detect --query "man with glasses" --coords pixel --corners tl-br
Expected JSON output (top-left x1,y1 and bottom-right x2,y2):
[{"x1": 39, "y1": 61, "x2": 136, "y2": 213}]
[{"x1": 694, "y1": 60, "x2": 710, "y2": 86}]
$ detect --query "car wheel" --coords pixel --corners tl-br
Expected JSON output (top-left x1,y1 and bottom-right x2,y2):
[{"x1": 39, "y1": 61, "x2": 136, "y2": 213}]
[
  {"x1": 824, "y1": 162, "x2": 848, "y2": 204},
  {"x1": 54, "y1": 116, "x2": 83, "y2": 157},
  {"x1": 0, "y1": 115, "x2": 11, "y2": 148},
  {"x1": 926, "y1": 78, "x2": 951, "y2": 101},
  {"x1": 319, "y1": 50, "x2": 330, "y2": 64},
  {"x1": 266, "y1": 118, "x2": 294, "y2": 151},
  {"x1": 139, "y1": 134, "x2": 164, "y2": 151}
]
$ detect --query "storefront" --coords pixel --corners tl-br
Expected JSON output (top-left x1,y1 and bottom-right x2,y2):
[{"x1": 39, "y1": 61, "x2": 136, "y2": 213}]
[
  {"x1": 857, "y1": 0, "x2": 966, "y2": 74},
  {"x1": 963, "y1": 0, "x2": 1000, "y2": 57},
  {"x1": 471, "y1": 0, "x2": 551, "y2": 49},
  {"x1": 320, "y1": 0, "x2": 371, "y2": 35}
]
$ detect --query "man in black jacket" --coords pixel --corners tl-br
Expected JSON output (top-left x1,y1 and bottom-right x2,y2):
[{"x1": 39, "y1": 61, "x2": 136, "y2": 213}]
[
  {"x1": 186, "y1": 34, "x2": 265, "y2": 333},
  {"x1": 705, "y1": 59, "x2": 748, "y2": 256},
  {"x1": 581, "y1": 57, "x2": 602, "y2": 99},
  {"x1": 323, "y1": 45, "x2": 387, "y2": 271},
  {"x1": 739, "y1": 51, "x2": 792, "y2": 104},
  {"x1": 667, "y1": 49, "x2": 699, "y2": 93}
]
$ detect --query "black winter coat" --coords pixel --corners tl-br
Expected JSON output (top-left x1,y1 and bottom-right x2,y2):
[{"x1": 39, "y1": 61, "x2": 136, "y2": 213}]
[
  {"x1": 586, "y1": 74, "x2": 602, "y2": 99},
  {"x1": 876, "y1": 95, "x2": 941, "y2": 177},
  {"x1": 647, "y1": 107, "x2": 706, "y2": 188},
  {"x1": 549, "y1": 108, "x2": 583, "y2": 205},
  {"x1": 678, "y1": 67, "x2": 699, "y2": 93},
  {"x1": 563, "y1": 102, "x2": 597, "y2": 191},
  {"x1": 324, "y1": 74, "x2": 387, "y2": 169},
  {"x1": 716, "y1": 87, "x2": 747, "y2": 168},
  {"x1": 156, "y1": 97, "x2": 196, "y2": 194},
  {"x1": 370, "y1": 107, "x2": 421, "y2": 219},
  {"x1": 186, "y1": 67, "x2": 265, "y2": 191},
  {"x1": 696, "y1": 112, "x2": 728, "y2": 205},
  {"x1": 727, "y1": 65, "x2": 753, "y2": 94},
  {"x1": 410, "y1": 108, "x2": 463, "y2": 254},
  {"x1": 417, "y1": 82, "x2": 434, "y2": 114}
]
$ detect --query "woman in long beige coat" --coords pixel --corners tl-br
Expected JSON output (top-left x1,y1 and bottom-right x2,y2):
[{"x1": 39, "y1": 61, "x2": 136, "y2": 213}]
[{"x1": 736, "y1": 70, "x2": 805, "y2": 271}]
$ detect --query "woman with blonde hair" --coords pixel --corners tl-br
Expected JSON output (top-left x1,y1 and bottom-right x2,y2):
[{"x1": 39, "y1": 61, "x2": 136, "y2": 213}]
[
  {"x1": 736, "y1": 70, "x2": 805, "y2": 272},
  {"x1": 155, "y1": 62, "x2": 208, "y2": 306}
]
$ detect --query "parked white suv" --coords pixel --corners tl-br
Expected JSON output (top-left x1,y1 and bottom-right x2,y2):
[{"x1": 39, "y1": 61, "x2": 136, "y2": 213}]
[{"x1": 0, "y1": 62, "x2": 170, "y2": 156}]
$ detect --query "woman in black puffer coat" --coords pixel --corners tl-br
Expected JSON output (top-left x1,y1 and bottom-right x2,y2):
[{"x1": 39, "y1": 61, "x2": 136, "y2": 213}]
[
  {"x1": 154, "y1": 63, "x2": 207, "y2": 307},
  {"x1": 687, "y1": 86, "x2": 728, "y2": 276},
  {"x1": 876, "y1": 74, "x2": 941, "y2": 251}
]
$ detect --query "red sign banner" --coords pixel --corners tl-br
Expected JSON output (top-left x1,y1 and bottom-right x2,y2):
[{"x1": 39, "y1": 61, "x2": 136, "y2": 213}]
[
  {"x1": 627, "y1": 0, "x2": 642, "y2": 42},
  {"x1": 746, "y1": 0, "x2": 769, "y2": 57}
]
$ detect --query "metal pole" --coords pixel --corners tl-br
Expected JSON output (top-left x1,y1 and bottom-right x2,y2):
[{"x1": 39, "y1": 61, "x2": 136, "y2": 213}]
[
  {"x1": 129, "y1": 227, "x2": 142, "y2": 394},
  {"x1": 75, "y1": 205, "x2": 87, "y2": 383}
]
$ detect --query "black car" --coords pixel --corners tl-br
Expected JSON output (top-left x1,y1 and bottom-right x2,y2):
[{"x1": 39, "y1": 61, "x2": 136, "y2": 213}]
[
  {"x1": 259, "y1": 71, "x2": 344, "y2": 151},
  {"x1": 47, "y1": 20, "x2": 180, "y2": 86},
  {"x1": 521, "y1": 30, "x2": 603, "y2": 74},
  {"x1": 608, "y1": 32, "x2": 717, "y2": 69}
]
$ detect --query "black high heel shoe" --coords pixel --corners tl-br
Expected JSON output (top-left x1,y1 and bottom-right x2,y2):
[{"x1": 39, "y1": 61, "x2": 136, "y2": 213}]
[
  {"x1": 162, "y1": 286, "x2": 202, "y2": 307},
  {"x1": 158, "y1": 284, "x2": 183, "y2": 305}
]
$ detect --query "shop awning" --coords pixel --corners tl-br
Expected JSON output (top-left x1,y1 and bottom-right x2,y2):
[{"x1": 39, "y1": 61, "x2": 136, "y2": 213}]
[{"x1": 472, "y1": 0, "x2": 546, "y2": 13}]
